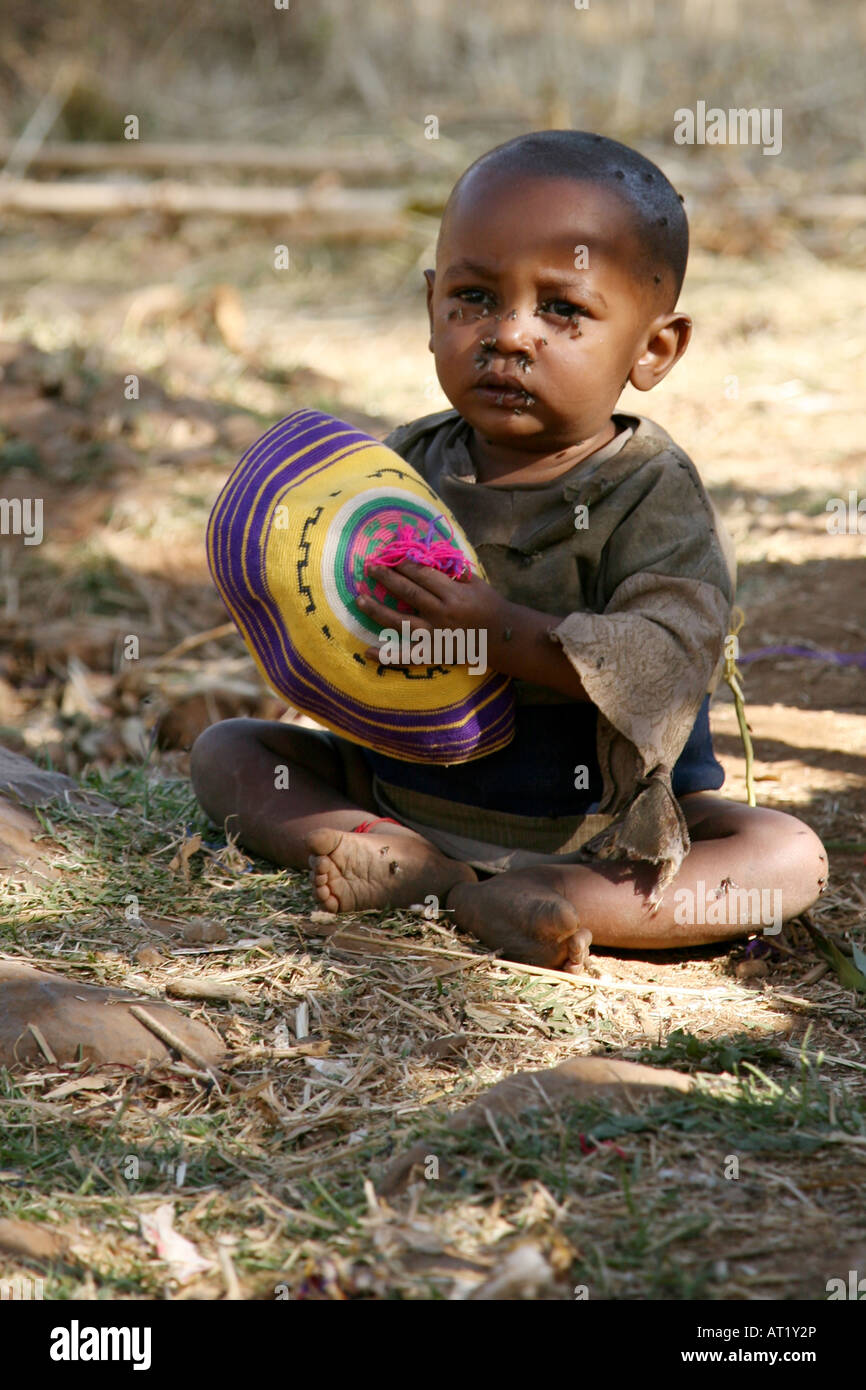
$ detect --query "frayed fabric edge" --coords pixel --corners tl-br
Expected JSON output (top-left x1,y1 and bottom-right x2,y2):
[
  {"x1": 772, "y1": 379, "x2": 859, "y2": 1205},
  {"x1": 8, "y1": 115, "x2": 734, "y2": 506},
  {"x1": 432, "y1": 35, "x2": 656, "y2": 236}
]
[{"x1": 579, "y1": 768, "x2": 691, "y2": 908}]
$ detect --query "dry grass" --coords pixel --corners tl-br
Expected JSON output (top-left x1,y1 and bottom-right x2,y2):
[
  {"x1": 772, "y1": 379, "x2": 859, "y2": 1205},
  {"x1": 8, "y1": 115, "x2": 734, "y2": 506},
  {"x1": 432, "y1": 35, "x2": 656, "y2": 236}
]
[
  {"x1": 4, "y1": 0, "x2": 865, "y2": 168},
  {"x1": 0, "y1": 766, "x2": 864, "y2": 1300}
]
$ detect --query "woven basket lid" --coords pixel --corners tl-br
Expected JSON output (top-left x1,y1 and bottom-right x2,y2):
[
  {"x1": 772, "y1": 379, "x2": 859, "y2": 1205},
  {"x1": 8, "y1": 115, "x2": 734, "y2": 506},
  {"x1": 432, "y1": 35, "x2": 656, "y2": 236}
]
[{"x1": 207, "y1": 408, "x2": 515, "y2": 763}]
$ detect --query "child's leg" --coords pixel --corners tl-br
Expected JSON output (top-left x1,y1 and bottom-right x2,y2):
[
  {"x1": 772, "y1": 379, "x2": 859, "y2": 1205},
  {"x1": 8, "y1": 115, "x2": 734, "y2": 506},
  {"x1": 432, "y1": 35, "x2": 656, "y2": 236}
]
[
  {"x1": 447, "y1": 794, "x2": 828, "y2": 971},
  {"x1": 189, "y1": 718, "x2": 476, "y2": 910}
]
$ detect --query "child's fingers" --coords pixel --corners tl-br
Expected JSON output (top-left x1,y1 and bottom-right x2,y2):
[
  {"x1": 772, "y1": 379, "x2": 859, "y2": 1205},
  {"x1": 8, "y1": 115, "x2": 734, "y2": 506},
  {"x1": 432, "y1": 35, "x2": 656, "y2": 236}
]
[
  {"x1": 355, "y1": 591, "x2": 408, "y2": 626},
  {"x1": 368, "y1": 562, "x2": 447, "y2": 608},
  {"x1": 364, "y1": 616, "x2": 437, "y2": 664},
  {"x1": 390, "y1": 561, "x2": 457, "y2": 598}
]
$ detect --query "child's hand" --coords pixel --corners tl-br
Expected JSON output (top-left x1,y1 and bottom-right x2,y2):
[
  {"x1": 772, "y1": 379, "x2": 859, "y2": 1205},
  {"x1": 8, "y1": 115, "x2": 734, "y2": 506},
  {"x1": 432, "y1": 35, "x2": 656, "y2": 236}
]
[
  {"x1": 357, "y1": 562, "x2": 507, "y2": 663},
  {"x1": 357, "y1": 561, "x2": 590, "y2": 699}
]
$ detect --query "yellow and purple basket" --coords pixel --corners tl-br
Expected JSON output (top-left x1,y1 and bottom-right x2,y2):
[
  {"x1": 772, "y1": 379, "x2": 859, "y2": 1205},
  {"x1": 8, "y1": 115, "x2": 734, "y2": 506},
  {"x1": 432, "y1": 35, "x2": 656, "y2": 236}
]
[{"x1": 207, "y1": 408, "x2": 515, "y2": 763}]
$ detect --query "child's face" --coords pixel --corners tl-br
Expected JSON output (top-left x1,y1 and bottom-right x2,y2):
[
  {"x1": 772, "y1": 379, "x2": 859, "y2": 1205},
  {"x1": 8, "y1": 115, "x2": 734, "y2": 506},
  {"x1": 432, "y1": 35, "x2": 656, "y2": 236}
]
[{"x1": 426, "y1": 172, "x2": 690, "y2": 455}]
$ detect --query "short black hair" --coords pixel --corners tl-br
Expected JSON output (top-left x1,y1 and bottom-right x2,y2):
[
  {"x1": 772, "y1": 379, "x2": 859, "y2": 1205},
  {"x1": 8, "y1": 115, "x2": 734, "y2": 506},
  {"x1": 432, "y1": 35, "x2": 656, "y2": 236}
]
[{"x1": 440, "y1": 130, "x2": 689, "y2": 301}]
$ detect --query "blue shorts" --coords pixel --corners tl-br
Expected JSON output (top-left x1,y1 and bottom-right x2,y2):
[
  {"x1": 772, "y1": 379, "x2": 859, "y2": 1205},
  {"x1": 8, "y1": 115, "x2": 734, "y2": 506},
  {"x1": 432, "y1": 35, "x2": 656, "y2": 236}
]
[{"x1": 358, "y1": 695, "x2": 724, "y2": 817}]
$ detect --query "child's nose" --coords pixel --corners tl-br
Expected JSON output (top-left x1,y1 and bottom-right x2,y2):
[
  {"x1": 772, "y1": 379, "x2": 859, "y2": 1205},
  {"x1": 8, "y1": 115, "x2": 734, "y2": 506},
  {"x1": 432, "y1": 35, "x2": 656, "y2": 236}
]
[{"x1": 490, "y1": 308, "x2": 535, "y2": 352}]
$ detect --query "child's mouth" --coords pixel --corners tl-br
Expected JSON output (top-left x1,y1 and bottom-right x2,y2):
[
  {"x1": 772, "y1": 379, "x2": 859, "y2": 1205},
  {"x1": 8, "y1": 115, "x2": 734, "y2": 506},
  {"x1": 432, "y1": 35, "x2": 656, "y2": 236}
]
[{"x1": 474, "y1": 373, "x2": 536, "y2": 410}]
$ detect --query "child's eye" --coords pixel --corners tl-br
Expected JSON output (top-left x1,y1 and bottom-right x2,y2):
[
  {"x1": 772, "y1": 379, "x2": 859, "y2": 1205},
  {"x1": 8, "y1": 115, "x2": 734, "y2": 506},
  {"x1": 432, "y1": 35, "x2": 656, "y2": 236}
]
[
  {"x1": 540, "y1": 299, "x2": 586, "y2": 320},
  {"x1": 455, "y1": 288, "x2": 494, "y2": 306}
]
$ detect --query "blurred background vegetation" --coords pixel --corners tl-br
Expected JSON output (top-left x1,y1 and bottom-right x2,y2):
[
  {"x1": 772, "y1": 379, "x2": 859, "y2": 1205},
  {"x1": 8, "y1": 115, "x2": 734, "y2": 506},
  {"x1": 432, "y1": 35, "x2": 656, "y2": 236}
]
[{"x1": 1, "y1": 0, "x2": 864, "y2": 175}]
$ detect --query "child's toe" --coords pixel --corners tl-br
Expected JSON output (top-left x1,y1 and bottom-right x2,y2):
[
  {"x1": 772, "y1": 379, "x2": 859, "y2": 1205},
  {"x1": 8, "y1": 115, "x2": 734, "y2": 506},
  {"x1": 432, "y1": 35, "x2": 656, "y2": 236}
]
[{"x1": 304, "y1": 827, "x2": 344, "y2": 858}]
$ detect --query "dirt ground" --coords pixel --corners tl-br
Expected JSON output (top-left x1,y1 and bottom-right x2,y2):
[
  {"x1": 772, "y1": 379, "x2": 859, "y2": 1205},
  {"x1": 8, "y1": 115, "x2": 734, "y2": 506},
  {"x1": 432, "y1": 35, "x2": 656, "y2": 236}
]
[{"x1": 0, "y1": 215, "x2": 864, "y2": 1300}]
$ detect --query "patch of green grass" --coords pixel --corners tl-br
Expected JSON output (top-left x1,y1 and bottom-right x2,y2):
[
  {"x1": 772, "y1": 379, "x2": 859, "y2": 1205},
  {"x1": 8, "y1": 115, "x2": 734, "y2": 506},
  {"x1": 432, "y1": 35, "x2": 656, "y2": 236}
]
[
  {"x1": 0, "y1": 761, "x2": 312, "y2": 936},
  {"x1": 4, "y1": 757, "x2": 862, "y2": 1300},
  {"x1": 0, "y1": 1073, "x2": 246, "y2": 1198},
  {"x1": 0, "y1": 438, "x2": 42, "y2": 472},
  {"x1": 369, "y1": 1058, "x2": 865, "y2": 1298},
  {"x1": 636, "y1": 1027, "x2": 787, "y2": 1074},
  {"x1": 60, "y1": 543, "x2": 141, "y2": 613}
]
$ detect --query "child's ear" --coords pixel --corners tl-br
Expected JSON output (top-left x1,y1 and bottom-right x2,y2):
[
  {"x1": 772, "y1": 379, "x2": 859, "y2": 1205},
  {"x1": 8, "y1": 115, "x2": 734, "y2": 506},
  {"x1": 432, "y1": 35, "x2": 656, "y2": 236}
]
[
  {"x1": 424, "y1": 269, "x2": 436, "y2": 351},
  {"x1": 629, "y1": 311, "x2": 692, "y2": 391}
]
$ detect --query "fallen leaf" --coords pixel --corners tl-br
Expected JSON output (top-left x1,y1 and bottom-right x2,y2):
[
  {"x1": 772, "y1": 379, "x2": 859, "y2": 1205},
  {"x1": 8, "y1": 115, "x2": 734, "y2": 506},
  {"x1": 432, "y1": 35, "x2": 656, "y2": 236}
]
[
  {"x1": 169, "y1": 834, "x2": 203, "y2": 880},
  {"x1": 0, "y1": 1217, "x2": 68, "y2": 1263},
  {"x1": 139, "y1": 1203, "x2": 214, "y2": 1285},
  {"x1": 464, "y1": 1003, "x2": 513, "y2": 1031},
  {"x1": 135, "y1": 946, "x2": 165, "y2": 967},
  {"x1": 463, "y1": 1245, "x2": 555, "y2": 1301},
  {"x1": 59, "y1": 656, "x2": 113, "y2": 722},
  {"x1": 124, "y1": 283, "x2": 186, "y2": 335},
  {"x1": 43, "y1": 1075, "x2": 112, "y2": 1102},
  {"x1": 420, "y1": 1034, "x2": 468, "y2": 1060},
  {"x1": 380, "y1": 1057, "x2": 692, "y2": 1196},
  {"x1": 211, "y1": 284, "x2": 247, "y2": 355},
  {"x1": 137, "y1": 915, "x2": 182, "y2": 939},
  {"x1": 736, "y1": 958, "x2": 770, "y2": 980},
  {"x1": 181, "y1": 916, "x2": 226, "y2": 944},
  {"x1": 305, "y1": 1056, "x2": 351, "y2": 1081}
]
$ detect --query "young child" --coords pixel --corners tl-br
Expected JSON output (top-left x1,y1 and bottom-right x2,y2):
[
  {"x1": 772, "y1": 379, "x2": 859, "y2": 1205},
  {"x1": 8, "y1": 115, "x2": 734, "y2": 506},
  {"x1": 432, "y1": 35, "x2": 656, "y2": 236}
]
[{"x1": 191, "y1": 131, "x2": 827, "y2": 972}]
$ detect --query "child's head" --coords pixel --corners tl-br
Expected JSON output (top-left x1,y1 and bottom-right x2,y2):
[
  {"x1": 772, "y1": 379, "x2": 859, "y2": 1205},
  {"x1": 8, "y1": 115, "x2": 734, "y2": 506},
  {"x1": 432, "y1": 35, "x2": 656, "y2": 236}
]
[{"x1": 425, "y1": 130, "x2": 692, "y2": 453}]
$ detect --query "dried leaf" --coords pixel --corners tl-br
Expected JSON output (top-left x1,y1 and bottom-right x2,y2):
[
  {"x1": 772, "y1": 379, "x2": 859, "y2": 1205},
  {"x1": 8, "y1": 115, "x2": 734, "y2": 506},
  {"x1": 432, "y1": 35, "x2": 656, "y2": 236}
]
[
  {"x1": 420, "y1": 1034, "x2": 468, "y2": 1060},
  {"x1": 139, "y1": 1203, "x2": 214, "y2": 1284},
  {"x1": 135, "y1": 946, "x2": 165, "y2": 967},
  {"x1": 211, "y1": 284, "x2": 247, "y2": 355},
  {"x1": 736, "y1": 958, "x2": 770, "y2": 980},
  {"x1": 43, "y1": 1075, "x2": 112, "y2": 1102},
  {"x1": 181, "y1": 916, "x2": 226, "y2": 944},
  {"x1": 0, "y1": 1217, "x2": 68, "y2": 1263},
  {"x1": 464, "y1": 1002, "x2": 512, "y2": 1031},
  {"x1": 169, "y1": 833, "x2": 203, "y2": 880},
  {"x1": 463, "y1": 1245, "x2": 555, "y2": 1300}
]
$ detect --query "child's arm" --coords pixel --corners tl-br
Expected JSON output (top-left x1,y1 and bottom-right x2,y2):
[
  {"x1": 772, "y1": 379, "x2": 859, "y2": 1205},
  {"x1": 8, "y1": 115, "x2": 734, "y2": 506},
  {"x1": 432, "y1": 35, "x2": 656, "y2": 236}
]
[
  {"x1": 486, "y1": 599, "x2": 591, "y2": 698},
  {"x1": 358, "y1": 562, "x2": 590, "y2": 699}
]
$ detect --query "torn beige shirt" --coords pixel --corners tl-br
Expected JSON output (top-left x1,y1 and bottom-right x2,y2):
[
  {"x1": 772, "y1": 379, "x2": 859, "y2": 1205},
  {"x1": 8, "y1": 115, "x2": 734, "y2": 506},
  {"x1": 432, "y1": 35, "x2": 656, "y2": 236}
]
[{"x1": 382, "y1": 409, "x2": 736, "y2": 896}]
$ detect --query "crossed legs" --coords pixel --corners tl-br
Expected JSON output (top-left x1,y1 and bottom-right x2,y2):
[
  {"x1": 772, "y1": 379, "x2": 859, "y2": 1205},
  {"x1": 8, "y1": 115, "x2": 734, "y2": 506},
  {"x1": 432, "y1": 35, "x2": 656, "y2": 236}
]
[{"x1": 191, "y1": 718, "x2": 827, "y2": 972}]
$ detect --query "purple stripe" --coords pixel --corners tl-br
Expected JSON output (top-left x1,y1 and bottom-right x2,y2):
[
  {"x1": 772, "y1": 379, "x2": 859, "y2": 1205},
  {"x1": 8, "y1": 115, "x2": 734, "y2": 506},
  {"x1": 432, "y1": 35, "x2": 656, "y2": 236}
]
[
  {"x1": 210, "y1": 411, "x2": 321, "y2": 593},
  {"x1": 209, "y1": 413, "x2": 372, "y2": 704},
  {"x1": 210, "y1": 412, "x2": 434, "y2": 714}
]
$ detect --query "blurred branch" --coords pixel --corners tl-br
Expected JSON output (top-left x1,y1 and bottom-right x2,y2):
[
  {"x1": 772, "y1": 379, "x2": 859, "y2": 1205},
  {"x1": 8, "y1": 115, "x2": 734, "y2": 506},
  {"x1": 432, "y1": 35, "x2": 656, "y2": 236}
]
[
  {"x1": 0, "y1": 62, "x2": 80, "y2": 179},
  {"x1": 2, "y1": 172, "x2": 863, "y2": 234},
  {"x1": 0, "y1": 140, "x2": 446, "y2": 181},
  {"x1": 0, "y1": 176, "x2": 417, "y2": 239}
]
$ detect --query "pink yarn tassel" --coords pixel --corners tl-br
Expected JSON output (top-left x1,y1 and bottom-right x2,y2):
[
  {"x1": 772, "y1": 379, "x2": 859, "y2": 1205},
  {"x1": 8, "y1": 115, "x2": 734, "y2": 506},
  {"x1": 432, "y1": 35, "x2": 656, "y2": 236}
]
[{"x1": 362, "y1": 515, "x2": 470, "y2": 582}]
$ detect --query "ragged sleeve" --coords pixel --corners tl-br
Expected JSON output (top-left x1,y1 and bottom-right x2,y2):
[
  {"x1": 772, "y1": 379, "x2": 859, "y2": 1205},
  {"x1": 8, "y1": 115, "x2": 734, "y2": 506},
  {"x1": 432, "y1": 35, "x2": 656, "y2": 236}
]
[{"x1": 550, "y1": 449, "x2": 735, "y2": 897}]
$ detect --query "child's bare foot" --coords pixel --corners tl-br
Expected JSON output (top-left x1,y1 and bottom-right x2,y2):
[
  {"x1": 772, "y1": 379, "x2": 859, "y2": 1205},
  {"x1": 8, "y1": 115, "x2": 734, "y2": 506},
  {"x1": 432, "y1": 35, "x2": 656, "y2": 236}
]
[
  {"x1": 446, "y1": 875, "x2": 592, "y2": 973},
  {"x1": 306, "y1": 827, "x2": 477, "y2": 913}
]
